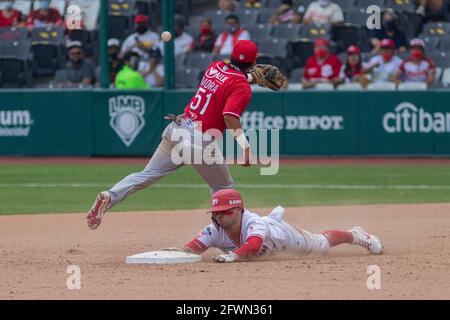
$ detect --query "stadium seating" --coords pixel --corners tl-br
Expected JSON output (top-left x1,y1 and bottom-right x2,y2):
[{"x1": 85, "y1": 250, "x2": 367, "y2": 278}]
[
  {"x1": 442, "y1": 68, "x2": 450, "y2": 86},
  {"x1": 272, "y1": 24, "x2": 302, "y2": 41},
  {"x1": 289, "y1": 67, "x2": 304, "y2": 84},
  {"x1": 438, "y1": 36, "x2": 450, "y2": 51},
  {"x1": 300, "y1": 23, "x2": 331, "y2": 40},
  {"x1": 337, "y1": 83, "x2": 364, "y2": 90},
  {"x1": 236, "y1": 10, "x2": 260, "y2": 25},
  {"x1": 185, "y1": 52, "x2": 214, "y2": 71},
  {"x1": 385, "y1": 0, "x2": 415, "y2": 13},
  {"x1": 267, "y1": 0, "x2": 282, "y2": 8},
  {"x1": 367, "y1": 82, "x2": 397, "y2": 90},
  {"x1": 245, "y1": 24, "x2": 273, "y2": 43},
  {"x1": 332, "y1": 24, "x2": 367, "y2": 53},
  {"x1": 345, "y1": 8, "x2": 369, "y2": 26},
  {"x1": 421, "y1": 22, "x2": 450, "y2": 38},
  {"x1": 256, "y1": 8, "x2": 277, "y2": 23},
  {"x1": 397, "y1": 82, "x2": 428, "y2": 90},
  {"x1": 334, "y1": 0, "x2": 356, "y2": 11},
  {"x1": 429, "y1": 51, "x2": 450, "y2": 69},
  {"x1": 30, "y1": 26, "x2": 65, "y2": 76},
  {"x1": 0, "y1": 0, "x2": 448, "y2": 89},
  {"x1": 0, "y1": 27, "x2": 28, "y2": 42},
  {"x1": 0, "y1": 40, "x2": 32, "y2": 88},
  {"x1": 289, "y1": 39, "x2": 314, "y2": 67},
  {"x1": 356, "y1": 0, "x2": 385, "y2": 9},
  {"x1": 175, "y1": 68, "x2": 202, "y2": 88},
  {"x1": 108, "y1": 0, "x2": 135, "y2": 40},
  {"x1": 419, "y1": 36, "x2": 441, "y2": 50}
]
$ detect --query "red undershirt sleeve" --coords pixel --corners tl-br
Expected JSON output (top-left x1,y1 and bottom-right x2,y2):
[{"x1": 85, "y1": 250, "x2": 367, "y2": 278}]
[{"x1": 233, "y1": 236, "x2": 264, "y2": 258}]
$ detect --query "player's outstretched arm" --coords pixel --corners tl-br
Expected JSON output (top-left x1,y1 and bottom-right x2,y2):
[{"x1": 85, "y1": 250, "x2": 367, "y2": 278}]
[
  {"x1": 224, "y1": 115, "x2": 251, "y2": 167},
  {"x1": 212, "y1": 236, "x2": 263, "y2": 263}
]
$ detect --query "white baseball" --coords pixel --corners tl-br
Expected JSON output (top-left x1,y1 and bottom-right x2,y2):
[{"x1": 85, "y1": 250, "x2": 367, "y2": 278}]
[{"x1": 161, "y1": 31, "x2": 172, "y2": 42}]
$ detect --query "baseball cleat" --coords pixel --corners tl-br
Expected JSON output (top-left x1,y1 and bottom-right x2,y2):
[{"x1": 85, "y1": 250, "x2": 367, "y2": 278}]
[
  {"x1": 87, "y1": 191, "x2": 110, "y2": 230},
  {"x1": 348, "y1": 226, "x2": 383, "y2": 255}
]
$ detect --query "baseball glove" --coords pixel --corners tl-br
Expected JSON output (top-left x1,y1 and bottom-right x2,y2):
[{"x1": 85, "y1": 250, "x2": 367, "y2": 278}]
[{"x1": 248, "y1": 64, "x2": 286, "y2": 91}]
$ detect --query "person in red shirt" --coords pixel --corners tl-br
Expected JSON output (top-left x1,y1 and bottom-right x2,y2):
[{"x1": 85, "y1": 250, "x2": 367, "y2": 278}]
[
  {"x1": 86, "y1": 40, "x2": 265, "y2": 231},
  {"x1": 26, "y1": 0, "x2": 62, "y2": 30},
  {"x1": 391, "y1": 38, "x2": 436, "y2": 86},
  {"x1": 338, "y1": 45, "x2": 370, "y2": 88},
  {"x1": 0, "y1": 1, "x2": 22, "y2": 28},
  {"x1": 302, "y1": 38, "x2": 342, "y2": 89}
]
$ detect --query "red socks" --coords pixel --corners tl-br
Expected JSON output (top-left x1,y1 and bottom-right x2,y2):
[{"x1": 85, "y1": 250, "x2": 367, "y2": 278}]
[{"x1": 322, "y1": 230, "x2": 353, "y2": 247}]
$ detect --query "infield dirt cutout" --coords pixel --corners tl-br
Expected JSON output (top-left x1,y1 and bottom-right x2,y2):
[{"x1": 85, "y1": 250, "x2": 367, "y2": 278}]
[{"x1": 1, "y1": 203, "x2": 449, "y2": 300}]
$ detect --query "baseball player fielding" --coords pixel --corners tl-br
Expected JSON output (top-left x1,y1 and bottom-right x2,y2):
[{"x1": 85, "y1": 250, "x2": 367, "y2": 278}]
[{"x1": 87, "y1": 40, "x2": 283, "y2": 230}]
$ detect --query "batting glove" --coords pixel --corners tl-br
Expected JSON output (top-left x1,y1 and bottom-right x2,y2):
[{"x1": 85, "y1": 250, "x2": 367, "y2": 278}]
[{"x1": 212, "y1": 251, "x2": 239, "y2": 263}]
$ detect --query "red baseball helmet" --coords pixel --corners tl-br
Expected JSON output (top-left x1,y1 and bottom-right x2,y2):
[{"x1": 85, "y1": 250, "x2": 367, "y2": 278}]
[
  {"x1": 208, "y1": 189, "x2": 244, "y2": 213},
  {"x1": 231, "y1": 40, "x2": 258, "y2": 64}
]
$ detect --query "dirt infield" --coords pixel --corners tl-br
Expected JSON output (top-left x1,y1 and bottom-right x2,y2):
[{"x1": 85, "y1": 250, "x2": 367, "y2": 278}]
[{"x1": 1, "y1": 203, "x2": 449, "y2": 300}]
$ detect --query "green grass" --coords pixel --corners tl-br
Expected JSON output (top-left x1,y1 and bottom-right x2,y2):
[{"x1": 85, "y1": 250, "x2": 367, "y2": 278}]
[{"x1": 1, "y1": 164, "x2": 450, "y2": 215}]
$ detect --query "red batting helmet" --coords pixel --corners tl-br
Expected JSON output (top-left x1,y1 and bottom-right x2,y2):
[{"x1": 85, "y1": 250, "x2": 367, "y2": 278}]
[{"x1": 208, "y1": 189, "x2": 244, "y2": 213}]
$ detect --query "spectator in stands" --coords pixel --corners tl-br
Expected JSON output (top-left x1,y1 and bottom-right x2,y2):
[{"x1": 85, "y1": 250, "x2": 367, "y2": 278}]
[
  {"x1": 140, "y1": 47, "x2": 165, "y2": 88},
  {"x1": 115, "y1": 51, "x2": 149, "y2": 89},
  {"x1": 213, "y1": 14, "x2": 251, "y2": 56},
  {"x1": 302, "y1": 38, "x2": 342, "y2": 89},
  {"x1": 0, "y1": 1, "x2": 22, "y2": 27},
  {"x1": 172, "y1": 15, "x2": 194, "y2": 56},
  {"x1": 59, "y1": 41, "x2": 95, "y2": 87},
  {"x1": 416, "y1": 0, "x2": 448, "y2": 21},
  {"x1": 338, "y1": 45, "x2": 371, "y2": 88},
  {"x1": 270, "y1": 0, "x2": 299, "y2": 25},
  {"x1": 245, "y1": 0, "x2": 262, "y2": 9},
  {"x1": 193, "y1": 18, "x2": 216, "y2": 52},
  {"x1": 26, "y1": 0, "x2": 63, "y2": 30},
  {"x1": 370, "y1": 9, "x2": 408, "y2": 54},
  {"x1": 96, "y1": 39, "x2": 124, "y2": 85},
  {"x1": 120, "y1": 15, "x2": 160, "y2": 59},
  {"x1": 391, "y1": 38, "x2": 436, "y2": 86},
  {"x1": 365, "y1": 39, "x2": 403, "y2": 83},
  {"x1": 303, "y1": 0, "x2": 344, "y2": 26},
  {"x1": 291, "y1": 0, "x2": 310, "y2": 24},
  {"x1": 218, "y1": 0, "x2": 239, "y2": 12}
]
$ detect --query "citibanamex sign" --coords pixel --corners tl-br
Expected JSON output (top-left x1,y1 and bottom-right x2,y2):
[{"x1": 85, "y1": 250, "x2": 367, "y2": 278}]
[
  {"x1": 109, "y1": 95, "x2": 145, "y2": 147},
  {"x1": 383, "y1": 102, "x2": 450, "y2": 134}
]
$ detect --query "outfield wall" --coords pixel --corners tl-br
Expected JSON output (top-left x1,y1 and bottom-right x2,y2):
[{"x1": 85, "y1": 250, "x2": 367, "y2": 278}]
[{"x1": 0, "y1": 89, "x2": 449, "y2": 156}]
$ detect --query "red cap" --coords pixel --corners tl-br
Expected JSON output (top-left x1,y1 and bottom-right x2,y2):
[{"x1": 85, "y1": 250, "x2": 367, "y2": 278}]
[
  {"x1": 208, "y1": 189, "x2": 244, "y2": 213},
  {"x1": 231, "y1": 40, "x2": 258, "y2": 64},
  {"x1": 380, "y1": 38, "x2": 395, "y2": 48},
  {"x1": 346, "y1": 45, "x2": 361, "y2": 55},
  {"x1": 134, "y1": 15, "x2": 149, "y2": 25},
  {"x1": 314, "y1": 38, "x2": 329, "y2": 47}
]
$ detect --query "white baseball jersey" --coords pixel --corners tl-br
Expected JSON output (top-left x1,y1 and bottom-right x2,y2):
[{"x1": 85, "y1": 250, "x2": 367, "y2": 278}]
[
  {"x1": 304, "y1": 2, "x2": 344, "y2": 24},
  {"x1": 194, "y1": 206, "x2": 329, "y2": 256},
  {"x1": 364, "y1": 55, "x2": 403, "y2": 82}
]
